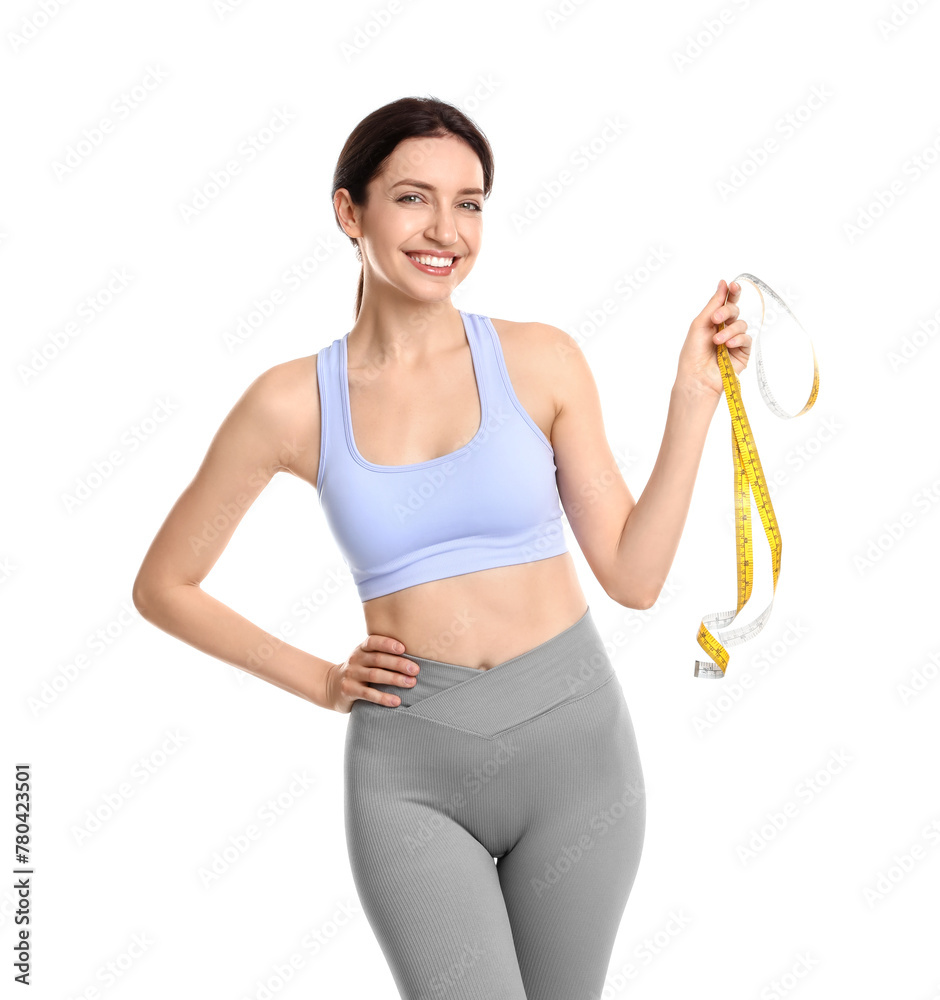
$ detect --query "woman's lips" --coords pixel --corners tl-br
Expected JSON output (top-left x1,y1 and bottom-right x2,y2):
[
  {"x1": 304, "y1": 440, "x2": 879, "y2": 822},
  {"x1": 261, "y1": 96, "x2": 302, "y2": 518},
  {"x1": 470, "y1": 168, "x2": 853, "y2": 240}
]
[{"x1": 404, "y1": 251, "x2": 458, "y2": 275}]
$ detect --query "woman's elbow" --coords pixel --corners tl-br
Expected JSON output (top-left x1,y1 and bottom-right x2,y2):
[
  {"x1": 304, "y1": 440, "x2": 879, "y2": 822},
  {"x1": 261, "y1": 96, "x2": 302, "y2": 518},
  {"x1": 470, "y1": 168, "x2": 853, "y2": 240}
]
[
  {"x1": 131, "y1": 576, "x2": 156, "y2": 619},
  {"x1": 608, "y1": 584, "x2": 658, "y2": 611},
  {"x1": 131, "y1": 569, "x2": 172, "y2": 620}
]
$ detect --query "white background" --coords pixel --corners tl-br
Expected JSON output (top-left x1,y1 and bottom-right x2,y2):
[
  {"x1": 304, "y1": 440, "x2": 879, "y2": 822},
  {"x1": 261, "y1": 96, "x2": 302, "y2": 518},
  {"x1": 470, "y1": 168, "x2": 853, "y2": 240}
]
[{"x1": 3, "y1": 1, "x2": 938, "y2": 998}]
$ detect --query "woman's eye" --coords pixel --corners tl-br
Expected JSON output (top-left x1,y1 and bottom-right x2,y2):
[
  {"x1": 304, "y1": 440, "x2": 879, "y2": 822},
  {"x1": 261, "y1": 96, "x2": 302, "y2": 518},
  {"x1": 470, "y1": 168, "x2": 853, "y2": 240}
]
[{"x1": 397, "y1": 195, "x2": 482, "y2": 212}]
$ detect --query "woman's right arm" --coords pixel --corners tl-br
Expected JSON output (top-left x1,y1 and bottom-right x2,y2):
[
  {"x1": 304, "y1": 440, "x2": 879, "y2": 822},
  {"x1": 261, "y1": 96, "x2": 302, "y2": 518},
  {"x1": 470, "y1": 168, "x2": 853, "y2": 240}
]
[{"x1": 131, "y1": 360, "x2": 344, "y2": 709}]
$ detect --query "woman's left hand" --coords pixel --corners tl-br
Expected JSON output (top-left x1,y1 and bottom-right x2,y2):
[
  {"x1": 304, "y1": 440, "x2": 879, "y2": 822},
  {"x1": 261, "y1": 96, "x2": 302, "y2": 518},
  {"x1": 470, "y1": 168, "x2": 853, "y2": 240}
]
[{"x1": 675, "y1": 279, "x2": 752, "y2": 398}]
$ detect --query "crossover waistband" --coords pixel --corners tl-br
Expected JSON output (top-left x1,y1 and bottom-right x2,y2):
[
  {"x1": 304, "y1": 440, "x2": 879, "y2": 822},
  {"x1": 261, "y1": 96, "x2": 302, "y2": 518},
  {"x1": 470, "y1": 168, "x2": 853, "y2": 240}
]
[{"x1": 366, "y1": 605, "x2": 616, "y2": 739}]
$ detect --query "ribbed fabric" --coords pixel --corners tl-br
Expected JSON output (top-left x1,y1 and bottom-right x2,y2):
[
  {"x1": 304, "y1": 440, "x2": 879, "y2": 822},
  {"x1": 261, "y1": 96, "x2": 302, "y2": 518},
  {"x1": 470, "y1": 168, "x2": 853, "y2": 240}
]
[
  {"x1": 316, "y1": 310, "x2": 570, "y2": 602},
  {"x1": 344, "y1": 606, "x2": 646, "y2": 1000}
]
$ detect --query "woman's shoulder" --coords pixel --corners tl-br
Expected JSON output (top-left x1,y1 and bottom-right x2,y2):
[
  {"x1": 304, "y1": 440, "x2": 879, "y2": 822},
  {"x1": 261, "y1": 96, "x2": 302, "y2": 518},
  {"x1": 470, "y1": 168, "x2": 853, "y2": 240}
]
[
  {"x1": 489, "y1": 315, "x2": 575, "y2": 350},
  {"x1": 242, "y1": 354, "x2": 321, "y2": 485},
  {"x1": 486, "y1": 317, "x2": 581, "y2": 436},
  {"x1": 250, "y1": 353, "x2": 319, "y2": 407},
  {"x1": 487, "y1": 315, "x2": 599, "y2": 432},
  {"x1": 488, "y1": 315, "x2": 583, "y2": 374}
]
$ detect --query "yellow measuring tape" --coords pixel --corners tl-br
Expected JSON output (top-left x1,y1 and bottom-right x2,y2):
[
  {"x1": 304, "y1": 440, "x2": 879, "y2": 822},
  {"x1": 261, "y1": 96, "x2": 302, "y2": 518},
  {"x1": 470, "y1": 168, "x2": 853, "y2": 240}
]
[{"x1": 694, "y1": 274, "x2": 820, "y2": 679}]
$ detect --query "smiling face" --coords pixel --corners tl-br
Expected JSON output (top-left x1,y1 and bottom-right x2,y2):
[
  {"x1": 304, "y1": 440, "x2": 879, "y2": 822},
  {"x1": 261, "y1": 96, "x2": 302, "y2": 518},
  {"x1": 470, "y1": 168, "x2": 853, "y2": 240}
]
[{"x1": 335, "y1": 133, "x2": 485, "y2": 305}]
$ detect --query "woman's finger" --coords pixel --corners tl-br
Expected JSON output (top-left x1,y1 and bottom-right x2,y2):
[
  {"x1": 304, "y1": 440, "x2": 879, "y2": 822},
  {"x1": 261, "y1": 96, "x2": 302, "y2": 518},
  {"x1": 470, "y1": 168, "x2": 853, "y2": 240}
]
[
  {"x1": 714, "y1": 319, "x2": 748, "y2": 342},
  {"x1": 714, "y1": 302, "x2": 740, "y2": 325},
  {"x1": 357, "y1": 650, "x2": 418, "y2": 673}
]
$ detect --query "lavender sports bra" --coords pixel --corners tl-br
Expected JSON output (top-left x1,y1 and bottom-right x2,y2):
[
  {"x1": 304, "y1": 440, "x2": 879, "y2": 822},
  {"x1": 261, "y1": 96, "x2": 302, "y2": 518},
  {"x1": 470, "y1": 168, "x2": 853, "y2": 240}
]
[{"x1": 315, "y1": 310, "x2": 569, "y2": 601}]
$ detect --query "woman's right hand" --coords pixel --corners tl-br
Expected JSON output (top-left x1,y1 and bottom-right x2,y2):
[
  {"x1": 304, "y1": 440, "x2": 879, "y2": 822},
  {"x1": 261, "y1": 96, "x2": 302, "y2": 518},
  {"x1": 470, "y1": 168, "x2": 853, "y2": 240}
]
[{"x1": 325, "y1": 634, "x2": 420, "y2": 714}]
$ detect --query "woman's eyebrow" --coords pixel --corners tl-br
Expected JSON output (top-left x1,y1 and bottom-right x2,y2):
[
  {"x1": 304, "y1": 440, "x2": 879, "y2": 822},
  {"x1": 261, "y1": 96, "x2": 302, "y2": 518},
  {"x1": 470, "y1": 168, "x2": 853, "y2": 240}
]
[{"x1": 390, "y1": 178, "x2": 484, "y2": 196}]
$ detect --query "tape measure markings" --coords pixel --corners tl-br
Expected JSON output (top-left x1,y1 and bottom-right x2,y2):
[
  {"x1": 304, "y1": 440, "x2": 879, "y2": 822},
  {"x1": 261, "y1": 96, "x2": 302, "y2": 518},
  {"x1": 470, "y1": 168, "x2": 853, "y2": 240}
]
[{"x1": 694, "y1": 273, "x2": 819, "y2": 679}]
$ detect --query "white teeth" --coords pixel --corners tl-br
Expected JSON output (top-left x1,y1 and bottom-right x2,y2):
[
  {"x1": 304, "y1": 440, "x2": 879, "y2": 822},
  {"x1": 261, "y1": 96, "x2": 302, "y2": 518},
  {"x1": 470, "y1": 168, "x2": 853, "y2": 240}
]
[{"x1": 407, "y1": 253, "x2": 455, "y2": 267}]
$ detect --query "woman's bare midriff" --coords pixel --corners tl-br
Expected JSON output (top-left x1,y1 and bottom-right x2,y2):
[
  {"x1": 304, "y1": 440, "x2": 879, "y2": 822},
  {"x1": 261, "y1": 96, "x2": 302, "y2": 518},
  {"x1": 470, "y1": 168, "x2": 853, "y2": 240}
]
[{"x1": 362, "y1": 552, "x2": 588, "y2": 670}]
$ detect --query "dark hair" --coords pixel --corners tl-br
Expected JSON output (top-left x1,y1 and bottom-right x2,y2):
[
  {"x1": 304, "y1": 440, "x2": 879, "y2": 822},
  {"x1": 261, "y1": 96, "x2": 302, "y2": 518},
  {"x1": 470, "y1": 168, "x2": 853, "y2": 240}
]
[{"x1": 331, "y1": 96, "x2": 495, "y2": 319}]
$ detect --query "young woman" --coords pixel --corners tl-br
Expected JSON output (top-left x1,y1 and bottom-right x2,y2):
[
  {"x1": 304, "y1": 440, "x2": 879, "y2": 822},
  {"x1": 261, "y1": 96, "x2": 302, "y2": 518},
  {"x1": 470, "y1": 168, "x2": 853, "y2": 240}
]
[{"x1": 133, "y1": 96, "x2": 750, "y2": 998}]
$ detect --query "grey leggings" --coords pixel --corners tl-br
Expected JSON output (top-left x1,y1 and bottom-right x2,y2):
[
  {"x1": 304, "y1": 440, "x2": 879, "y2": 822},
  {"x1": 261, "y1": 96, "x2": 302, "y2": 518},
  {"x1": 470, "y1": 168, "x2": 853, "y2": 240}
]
[{"x1": 343, "y1": 605, "x2": 646, "y2": 1000}]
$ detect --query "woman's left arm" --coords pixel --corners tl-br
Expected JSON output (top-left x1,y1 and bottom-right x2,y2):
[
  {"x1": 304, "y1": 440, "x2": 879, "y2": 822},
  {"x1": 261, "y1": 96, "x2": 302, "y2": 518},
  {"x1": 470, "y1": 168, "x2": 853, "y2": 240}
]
[{"x1": 548, "y1": 278, "x2": 751, "y2": 609}]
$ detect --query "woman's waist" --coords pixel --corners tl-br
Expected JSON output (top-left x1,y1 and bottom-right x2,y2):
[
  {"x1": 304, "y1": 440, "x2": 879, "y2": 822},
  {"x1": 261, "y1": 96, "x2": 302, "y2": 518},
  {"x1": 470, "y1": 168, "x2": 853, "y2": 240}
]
[
  {"x1": 362, "y1": 555, "x2": 585, "y2": 670},
  {"x1": 362, "y1": 602, "x2": 617, "y2": 737}
]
